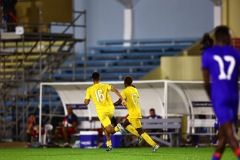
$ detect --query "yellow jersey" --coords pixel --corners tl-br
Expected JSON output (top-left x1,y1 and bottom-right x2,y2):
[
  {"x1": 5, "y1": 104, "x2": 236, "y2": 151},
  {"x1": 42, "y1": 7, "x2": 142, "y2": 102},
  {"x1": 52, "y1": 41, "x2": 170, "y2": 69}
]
[
  {"x1": 121, "y1": 86, "x2": 142, "y2": 118},
  {"x1": 85, "y1": 83, "x2": 114, "y2": 113}
]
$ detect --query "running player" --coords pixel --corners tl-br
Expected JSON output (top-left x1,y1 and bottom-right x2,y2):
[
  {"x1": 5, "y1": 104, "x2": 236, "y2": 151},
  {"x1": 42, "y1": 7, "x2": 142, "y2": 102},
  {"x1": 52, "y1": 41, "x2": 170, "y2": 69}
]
[
  {"x1": 84, "y1": 72, "x2": 126, "y2": 151},
  {"x1": 202, "y1": 25, "x2": 240, "y2": 160},
  {"x1": 117, "y1": 75, "x2": 159, "y2": 152}
]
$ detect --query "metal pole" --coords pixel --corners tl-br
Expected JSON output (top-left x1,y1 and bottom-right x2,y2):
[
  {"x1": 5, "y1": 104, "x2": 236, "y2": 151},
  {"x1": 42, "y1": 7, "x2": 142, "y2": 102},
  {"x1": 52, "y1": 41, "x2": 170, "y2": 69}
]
[
  {"x1": 20, "y1": 34, "x2": 25, "y2": 141},
  {"x1": 2, "y1": 55, "x2": 6, "y2": 141},
  {"x1": 38, "y1": 83, "x2": 43, "y2": 143},
  {"x1": 39, "y1": 0, "x2": 43, "y2": 80},
  {"x1": 163, "y1": 81, "x2": 168, "y2": 119},
  {"x1": 72, "y1": 4, "x2": 76, "y2": 81},
  {"x1": 83, "y1": 11, "x2": 87, "y2": 81}
]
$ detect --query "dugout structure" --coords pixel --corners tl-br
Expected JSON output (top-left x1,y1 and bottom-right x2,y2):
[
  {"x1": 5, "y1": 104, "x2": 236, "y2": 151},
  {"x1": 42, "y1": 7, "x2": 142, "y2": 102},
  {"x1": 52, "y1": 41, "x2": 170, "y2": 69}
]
[{"x1": 38, "y1": 80, "x2": 240, "y2": 142}]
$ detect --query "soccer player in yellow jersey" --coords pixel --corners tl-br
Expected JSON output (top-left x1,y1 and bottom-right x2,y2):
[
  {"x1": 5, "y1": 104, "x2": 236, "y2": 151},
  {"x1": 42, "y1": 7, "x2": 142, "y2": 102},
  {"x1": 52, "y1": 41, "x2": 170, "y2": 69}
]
[
  {"x1": 84, "y1": 72, "x2": 127, "y2": 151},
  {"x1": 121, "y1": 75, "x2": 159, "y2": 152}
]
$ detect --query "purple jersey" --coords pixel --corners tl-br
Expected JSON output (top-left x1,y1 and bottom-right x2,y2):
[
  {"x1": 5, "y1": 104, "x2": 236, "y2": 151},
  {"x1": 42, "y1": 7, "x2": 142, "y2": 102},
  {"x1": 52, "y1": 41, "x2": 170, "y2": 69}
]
[
  {"x1": 202, "y1": 45, "x2": 240, "y2": 101},
  {"x1": 202, "y1": 45, "x2": 240, "y2": 124}
]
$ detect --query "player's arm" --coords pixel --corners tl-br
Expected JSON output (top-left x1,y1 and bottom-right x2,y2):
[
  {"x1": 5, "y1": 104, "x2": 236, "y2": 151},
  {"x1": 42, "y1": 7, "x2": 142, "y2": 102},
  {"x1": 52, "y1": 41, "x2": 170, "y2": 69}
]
[
  {"x1": 201, "y1": 51, "x2": 211, "y2": 98},
  {"x1": 113, "y1": 98, "x2": 122, "y2": 106},
  {"x1": 84, "y1": 99, "x2": 90, "y2": 105},
  {"x1": 84, "y1": 89, "x2": 91, "y2": 105},
  {"x1": 110, "y1": 86, "x2": 126, "y2": 106},
  {"x1": 202, "y1": 68, "x2": 211, "y2": 98}
]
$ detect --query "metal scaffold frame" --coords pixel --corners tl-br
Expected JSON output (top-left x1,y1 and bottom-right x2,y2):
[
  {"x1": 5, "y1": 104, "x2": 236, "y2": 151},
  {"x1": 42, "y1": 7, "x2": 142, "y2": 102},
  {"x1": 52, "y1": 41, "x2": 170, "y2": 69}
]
[{"x1": 0, "y1": 0, "x2": 87, "y2": 142}]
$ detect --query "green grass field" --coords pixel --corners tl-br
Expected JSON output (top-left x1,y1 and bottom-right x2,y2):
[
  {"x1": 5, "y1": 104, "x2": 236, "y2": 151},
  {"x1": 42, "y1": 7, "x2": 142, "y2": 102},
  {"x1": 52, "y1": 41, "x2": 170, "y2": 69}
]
[{"x1": 0, "y1": 147, "x2": 237, "y2": 160}]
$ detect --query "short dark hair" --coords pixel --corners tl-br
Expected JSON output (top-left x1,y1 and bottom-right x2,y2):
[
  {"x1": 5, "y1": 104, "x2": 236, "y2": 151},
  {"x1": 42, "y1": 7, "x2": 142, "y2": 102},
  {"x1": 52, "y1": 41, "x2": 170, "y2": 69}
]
[
  {"x1": 124, "y1": 75, "x2": 133, "y2": 86},
  {"x1": 150, "y1": 108, "x2": 155, "y2": 112},
  {"x1": 214, "y1": 25, "x2": 231, "y2": 45},
  {"x1": 91, "y1": 72, "x2": 100, "y2": 80}
]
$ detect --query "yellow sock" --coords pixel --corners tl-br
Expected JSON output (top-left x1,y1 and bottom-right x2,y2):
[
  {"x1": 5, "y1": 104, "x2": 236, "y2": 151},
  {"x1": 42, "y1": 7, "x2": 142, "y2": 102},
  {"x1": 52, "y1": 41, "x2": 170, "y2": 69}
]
[
  {"x1": 126, "y1": 125, "x2": 140, "y2": 137},
  {"x1": 141, "y1": 132, "x2": 156, "y2": 147},
  {"x1": 106, "y1": 140, "x2": 112, "y2": 147},
  {"x1": 114, "y1": 126, "x2": 119, "y2": 132}
]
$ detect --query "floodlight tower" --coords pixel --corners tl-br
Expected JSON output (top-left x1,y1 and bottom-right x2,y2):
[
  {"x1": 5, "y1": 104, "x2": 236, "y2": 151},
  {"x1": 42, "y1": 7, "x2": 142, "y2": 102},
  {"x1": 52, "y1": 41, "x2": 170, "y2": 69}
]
[{"x1": 117, "y1": 0, "x2": 140, "y2": 46}]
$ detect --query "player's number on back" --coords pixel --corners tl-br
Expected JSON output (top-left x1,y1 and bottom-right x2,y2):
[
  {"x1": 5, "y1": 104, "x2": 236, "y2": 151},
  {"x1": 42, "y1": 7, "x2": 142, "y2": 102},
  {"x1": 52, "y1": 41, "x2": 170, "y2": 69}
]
[
  {"x1": 95, "y1": 89, "x2": 105, "y2": 102},
  {"x1": 213, "y1": 55, "x2": 235, "y2": 80}
]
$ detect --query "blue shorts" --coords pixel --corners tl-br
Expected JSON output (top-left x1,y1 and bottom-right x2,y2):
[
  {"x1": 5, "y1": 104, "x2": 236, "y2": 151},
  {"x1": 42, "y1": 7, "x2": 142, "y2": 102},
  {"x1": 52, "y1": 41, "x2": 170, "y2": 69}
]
[{"x1": 212, "y1": 98, "x2": 239, "y2": 125}]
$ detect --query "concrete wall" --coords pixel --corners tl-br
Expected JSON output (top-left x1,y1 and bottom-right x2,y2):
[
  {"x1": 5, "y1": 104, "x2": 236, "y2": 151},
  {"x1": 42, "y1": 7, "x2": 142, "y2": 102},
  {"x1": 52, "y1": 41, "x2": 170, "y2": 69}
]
[
  {"x1": 15, "y1": 0, "x2": 72, "y2": 32},
  {"x1": 222, "y1": 0, "x2": 240, "y2": 37},
  {"x1": 74, "y1": 0, "x2": 214, "y2": 46},
  {"x1": 16, "y1": 0, "x2": 72, "y2": 24},
  {"x1": 142, "y1": 67, "x2": 162, "y2": 80},
  {"x1": 142, "y1": 56, "x2": 203, "y2": 81},
  {"x1": 133, "y1": 0, "x2": 213, "y2": 39}
]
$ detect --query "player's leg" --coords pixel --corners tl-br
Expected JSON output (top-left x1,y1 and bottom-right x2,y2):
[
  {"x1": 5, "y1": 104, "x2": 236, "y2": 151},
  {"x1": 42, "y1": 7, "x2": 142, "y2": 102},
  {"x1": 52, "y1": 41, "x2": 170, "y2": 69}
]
[
  {"x1": 108, "y1": 116, "x2": 125, "y2": 134},
  {"x1": 54, "y1": 128, "x2": 61, "y2": 144},
  {"x1": 99, "y1": 112, "x2": 116, "y2": 151},
  {"x1": 63, "y1": 127, "x2": 76, "y2": 147},
  {"x1": 122, "y1": 118, "x2": 140, "y2": 138},
  {"x1": 62, "y1": 127, "x2": 70, "y2": 146},
  {"x1": 223, "y1": 122, "x2": 240, "y2": 159},
  {"x1": 212, "y1": 125, "x2": 226, "y2": 160},
  {"x1": 103, "y1": 125, "x2": 114, "y2": 151},
  {"x1": 109, "y1": 113, "x2": 127, "y2": 134},
  {"x1": 136, "y1": 128, "x2": 156, "y2": 146},
  {"x1": 212, "y1": 122, "x2": 240, "y2": 160},
  {"x1": 224, "y1": 114, "x2": 239, "y2": 150},
  {"x1": 131, "y1": 118, "x2": 159, "y2": 152},
  {"x1": 103, "y1": 112, "x2": 119, "y2": 134},
  {"x1": 111, "y1": 116, "x2": 117, "y2": 127},
  {"x1": 230, "y1": 100, "x2": 240, "y2": 159},
  {"x1": 213, "y1": 102, "x2": 240, "y2": 160},
  {"x1": 26, "y1": 129, "x2": 33, "y2": 147},
  {"x1": 233, "y1": 100, "x2": 239, "y2": 133},
  {"x1": 102, "y1": 125, "x2": 112, "y2": 151}
]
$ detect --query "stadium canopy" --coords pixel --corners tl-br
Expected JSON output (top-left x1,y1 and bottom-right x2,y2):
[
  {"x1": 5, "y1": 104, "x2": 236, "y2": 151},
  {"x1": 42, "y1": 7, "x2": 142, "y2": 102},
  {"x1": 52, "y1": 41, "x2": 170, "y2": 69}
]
[{"x1": 38, "y1": 80, "x2": 221, "y2": 142}]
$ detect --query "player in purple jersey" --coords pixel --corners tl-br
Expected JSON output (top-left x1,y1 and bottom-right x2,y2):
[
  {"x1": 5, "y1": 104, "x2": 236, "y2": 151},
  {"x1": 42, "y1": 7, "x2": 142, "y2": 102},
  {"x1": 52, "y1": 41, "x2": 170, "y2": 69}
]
[{"x1": 202, "y1": 26, "x2": 240, "y2": 160}]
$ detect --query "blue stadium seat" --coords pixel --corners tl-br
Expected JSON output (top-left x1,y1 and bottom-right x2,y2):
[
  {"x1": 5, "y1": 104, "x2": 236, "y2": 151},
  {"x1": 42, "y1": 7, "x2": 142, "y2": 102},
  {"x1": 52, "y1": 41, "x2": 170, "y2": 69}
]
[{"x1": 97, "y1": 38, "x2": 199, "y2": 46}]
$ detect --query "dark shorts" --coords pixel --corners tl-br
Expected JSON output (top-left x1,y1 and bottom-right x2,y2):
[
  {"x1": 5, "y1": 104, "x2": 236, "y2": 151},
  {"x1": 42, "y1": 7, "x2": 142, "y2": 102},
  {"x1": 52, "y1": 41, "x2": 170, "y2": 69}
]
[{"x1": 213, "y1": 98, "x2": 239, "y2": 125}]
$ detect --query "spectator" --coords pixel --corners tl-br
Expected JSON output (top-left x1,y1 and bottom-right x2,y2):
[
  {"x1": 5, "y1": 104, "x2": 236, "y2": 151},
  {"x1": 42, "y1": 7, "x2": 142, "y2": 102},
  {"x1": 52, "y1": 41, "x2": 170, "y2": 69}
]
[
  {"x1": 145, "y1": 108, "x2": 162, "y2": 134},
  {"x1": 1, "y1": 0, "x2": 17, "y2": 32},
  {"x1": 26, "y1": 114, "x2": 44, "y2": 148},
  {"x1": 147, "y1": 108, "x2": 161, "y2": 119},
  {"x1": 54, "y1": 107, "x2": 78, "y2": 147}
]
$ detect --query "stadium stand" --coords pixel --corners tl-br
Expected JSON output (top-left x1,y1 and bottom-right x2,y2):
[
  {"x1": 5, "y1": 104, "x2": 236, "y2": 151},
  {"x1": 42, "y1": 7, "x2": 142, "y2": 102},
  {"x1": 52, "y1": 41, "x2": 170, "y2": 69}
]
[
  {"x1": 0, "y1": 33, "x2": 81, "y2": 141},
  {"x1": 97, "y1": 38, "x2": 198, "y2": 46},
  {"x1": 55, "y1": 38, "x2": 198, "y2": 81},
  {"x1": 0, "y1": 35, "x2": 198, "y2": 143},
  {"x1": 0, "y1": 10, "x2": 86, "y2": 142},
  {"x1": 20, "y1": 38, "x2": 197, "y2": 142},
  {"x1": 0, "y1": 7, "x2": 200, "y2": 143}
]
